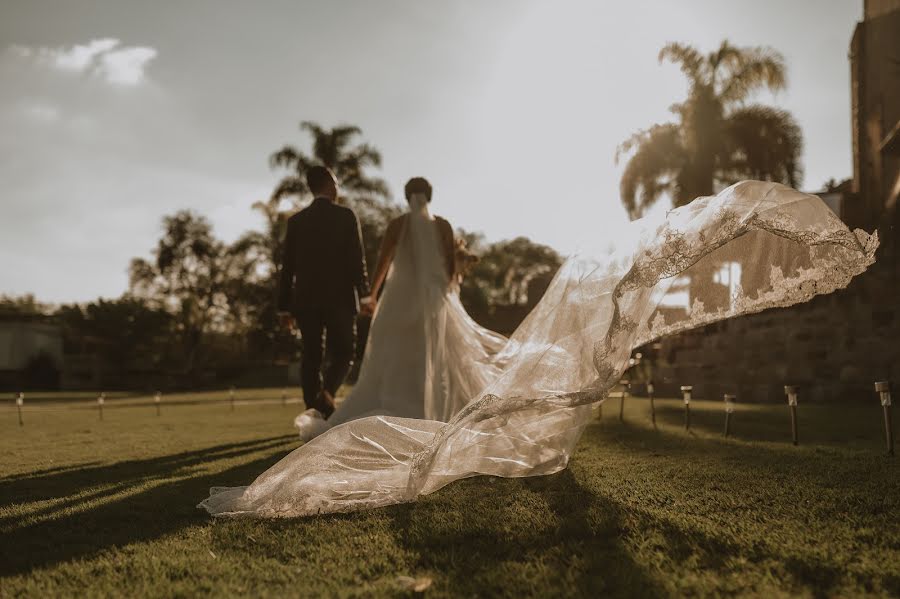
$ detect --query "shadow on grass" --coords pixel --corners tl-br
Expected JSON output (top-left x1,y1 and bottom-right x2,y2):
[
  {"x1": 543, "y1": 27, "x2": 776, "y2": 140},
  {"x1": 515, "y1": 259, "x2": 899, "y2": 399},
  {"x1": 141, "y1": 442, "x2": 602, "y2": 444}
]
[
  {"x1": 0, "y1": 461, "x2": 105, "y2": 482},
  {"x1": 0, "y1": 435, "x2": 295, "y2": 510},
  {"x1": 386, "y1": 468, "x2": 668, "y2": 598},
  {"x1": 577, "y1": 420, "x2": 900, "y2": 597},
  {"x1": 0, "y1": 435, "x2": 297, "y2": 577}
]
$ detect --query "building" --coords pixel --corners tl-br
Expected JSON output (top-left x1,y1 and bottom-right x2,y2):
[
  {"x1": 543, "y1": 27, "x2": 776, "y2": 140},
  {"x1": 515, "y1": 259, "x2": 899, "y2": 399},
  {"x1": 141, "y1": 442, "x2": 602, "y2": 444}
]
[
  {"x1": 0, "y1": 316, "x2": 64, "y2": 390},
  {"x1": 811, "y1": 178, "x2": 853, "y2": 221},
  {"x1": 848, "y1": 0, "x2": 900, "y2": 249}
]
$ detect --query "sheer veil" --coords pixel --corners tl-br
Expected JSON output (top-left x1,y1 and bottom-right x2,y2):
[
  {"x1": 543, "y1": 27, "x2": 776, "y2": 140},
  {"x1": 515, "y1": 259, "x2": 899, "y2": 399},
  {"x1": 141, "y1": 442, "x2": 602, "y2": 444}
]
[
  {"x1": 199, "y1": 181, "x2": 878, "y2": 517},
  {"x1": 389, "y1": 193, "x2": 506, "y2": 423}
]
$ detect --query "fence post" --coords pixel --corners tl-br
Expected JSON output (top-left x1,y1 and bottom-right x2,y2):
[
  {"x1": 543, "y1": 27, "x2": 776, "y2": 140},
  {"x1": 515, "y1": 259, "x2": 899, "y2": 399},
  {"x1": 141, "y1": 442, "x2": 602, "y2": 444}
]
[
  {"x1": 681, "y1": 386, "x2": 692, "y2": 431},
  {"x1": 16, "y1": 392, "x2": 24, "y2": 426},
  {"x1": 154, "y1": 391, "x2": 161, "y2": 416},
  {"x1": 647, "y1": 381, "x2": 656, "y2": 429},
  {"x1": 875, "y1": 381, "x2": 894, "y2": 456},
  {"x1": 785, "y1": 385, "x2": 799, "y2": 445},
  {"x1": 97, "y1": 392, "x2": 105, "y2": 421},
  {"x1": 619, "y1": 379, "x2": 629, "y2": 422},
  {"x1": 723, "y1": 394, "x2": 736, "y2": 437}
]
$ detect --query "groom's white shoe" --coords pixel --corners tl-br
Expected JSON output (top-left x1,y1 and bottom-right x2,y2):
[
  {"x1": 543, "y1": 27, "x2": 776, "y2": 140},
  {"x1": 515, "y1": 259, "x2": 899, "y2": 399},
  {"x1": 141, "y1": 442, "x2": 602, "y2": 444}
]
[{"x1": 294, "y1": 409, "x2": 331, "y2": 442}]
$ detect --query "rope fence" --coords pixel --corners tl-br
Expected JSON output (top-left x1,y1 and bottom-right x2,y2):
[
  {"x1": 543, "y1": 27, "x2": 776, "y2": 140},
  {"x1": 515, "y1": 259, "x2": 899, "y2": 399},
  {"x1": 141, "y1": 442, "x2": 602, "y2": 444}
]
[
  {"x1": 5, "y1": 381, "x2": 896, "y2": 456},
  {"x1": 603, "y1": 379, "x2": 894, "y2": 455},
  {"x1": 6, "y1": 389, "x2": 303, "y2": 418}
]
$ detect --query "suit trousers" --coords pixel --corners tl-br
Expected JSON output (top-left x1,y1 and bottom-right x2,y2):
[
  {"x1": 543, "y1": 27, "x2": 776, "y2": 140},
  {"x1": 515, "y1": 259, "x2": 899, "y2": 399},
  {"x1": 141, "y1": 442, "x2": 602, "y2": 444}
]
[{"x1": 295, "y1": 307, "x2": 356, "y2": 404}]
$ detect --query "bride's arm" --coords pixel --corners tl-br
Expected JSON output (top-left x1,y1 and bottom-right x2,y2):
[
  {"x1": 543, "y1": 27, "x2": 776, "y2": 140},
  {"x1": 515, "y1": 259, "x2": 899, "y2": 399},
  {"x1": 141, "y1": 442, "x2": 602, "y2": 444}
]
[
  {"x1": 435, "y1": 217, "x2": 456, "y2": 282},
  {"x1": 369, "y1": 216, "x2": 405, "y2": 299}
]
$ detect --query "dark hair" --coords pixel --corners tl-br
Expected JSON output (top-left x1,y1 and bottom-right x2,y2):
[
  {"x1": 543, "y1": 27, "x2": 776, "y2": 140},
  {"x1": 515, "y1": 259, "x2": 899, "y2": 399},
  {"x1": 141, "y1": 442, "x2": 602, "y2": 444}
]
[
  {"x1": 306, "y1": 166, "x2": 335, "y2": 195},
  {"x1": 404, "y1": 177, "x2": 433, "y2": 202}
]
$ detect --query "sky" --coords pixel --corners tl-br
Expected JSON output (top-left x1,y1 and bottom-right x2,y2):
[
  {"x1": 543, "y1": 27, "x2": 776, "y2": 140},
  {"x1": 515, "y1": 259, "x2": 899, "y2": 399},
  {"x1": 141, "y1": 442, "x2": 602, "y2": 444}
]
[{"x1": 0, "y1": 0, "x2": 863, "y2": 303}]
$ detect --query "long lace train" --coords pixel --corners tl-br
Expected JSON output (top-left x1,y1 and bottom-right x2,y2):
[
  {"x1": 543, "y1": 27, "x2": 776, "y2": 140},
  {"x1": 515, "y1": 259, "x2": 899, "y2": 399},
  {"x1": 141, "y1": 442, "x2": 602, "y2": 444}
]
[{"x1": 199, "y1": 182, "x2": 877, "y2": 517}]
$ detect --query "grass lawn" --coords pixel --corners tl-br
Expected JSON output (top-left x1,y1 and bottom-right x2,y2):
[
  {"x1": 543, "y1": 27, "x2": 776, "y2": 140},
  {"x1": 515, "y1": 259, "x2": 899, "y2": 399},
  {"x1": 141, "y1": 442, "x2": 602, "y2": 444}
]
[{"x1": 1, "y1": 390, "x2": 898, "y2": 597}]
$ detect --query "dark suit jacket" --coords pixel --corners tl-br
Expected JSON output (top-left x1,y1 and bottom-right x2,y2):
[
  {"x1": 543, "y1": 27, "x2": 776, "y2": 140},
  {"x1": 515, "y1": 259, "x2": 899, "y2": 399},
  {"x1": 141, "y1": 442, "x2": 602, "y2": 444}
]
[{"x1": 278, "y1": 197, "x2": 370, "y2": 315}]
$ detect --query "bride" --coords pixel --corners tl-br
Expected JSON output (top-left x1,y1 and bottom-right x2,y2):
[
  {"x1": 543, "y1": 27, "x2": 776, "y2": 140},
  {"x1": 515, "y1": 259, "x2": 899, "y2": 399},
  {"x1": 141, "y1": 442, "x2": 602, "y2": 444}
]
[
  {"x1": 294, "y1": 176, "x2": 507, "y2": 439},
  {"x1": 200, "y1": 181, "x2": 877, "y2": 518}
]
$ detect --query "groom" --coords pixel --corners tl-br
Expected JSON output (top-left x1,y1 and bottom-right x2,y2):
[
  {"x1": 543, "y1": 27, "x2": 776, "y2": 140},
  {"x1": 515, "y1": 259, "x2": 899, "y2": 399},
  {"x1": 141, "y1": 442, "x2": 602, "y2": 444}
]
[{"x1": 277, "y1": 165, "x2": 372, "y2": 418}]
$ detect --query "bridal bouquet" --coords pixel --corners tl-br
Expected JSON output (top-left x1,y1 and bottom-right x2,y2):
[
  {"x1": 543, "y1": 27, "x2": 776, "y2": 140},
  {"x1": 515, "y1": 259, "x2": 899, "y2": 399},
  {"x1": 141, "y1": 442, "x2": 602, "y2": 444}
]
[{"x1": 454, "y1": 238, "x2": 479, "y2": 278}]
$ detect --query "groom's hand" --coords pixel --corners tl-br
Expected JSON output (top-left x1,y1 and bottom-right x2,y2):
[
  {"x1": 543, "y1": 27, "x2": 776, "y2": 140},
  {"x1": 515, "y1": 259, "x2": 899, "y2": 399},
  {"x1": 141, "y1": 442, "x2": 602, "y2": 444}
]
[
  {"x1": 360, "y1": 296, "x2": 375, "y2": 317},
  {"x1": 278, "y1": 312, "x2": 295, "y2": 332}
]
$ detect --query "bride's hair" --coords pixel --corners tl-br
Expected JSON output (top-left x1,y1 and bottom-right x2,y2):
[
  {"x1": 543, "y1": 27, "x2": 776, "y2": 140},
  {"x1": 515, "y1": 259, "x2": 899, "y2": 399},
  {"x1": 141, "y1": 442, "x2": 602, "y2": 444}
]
[{"x1": 404, "y1": 177, "x2": 432, "y2": 203}]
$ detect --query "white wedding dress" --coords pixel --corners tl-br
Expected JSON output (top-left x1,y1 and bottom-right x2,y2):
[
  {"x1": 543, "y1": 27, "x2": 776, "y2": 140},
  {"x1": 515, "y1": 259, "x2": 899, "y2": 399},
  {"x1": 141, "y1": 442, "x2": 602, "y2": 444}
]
[
  {"x1": 199, "y1": 182, "x2": 877, "y2": 518},
  {"x1": 293, "y1": 196, "x2": 507, "y2": 440}
]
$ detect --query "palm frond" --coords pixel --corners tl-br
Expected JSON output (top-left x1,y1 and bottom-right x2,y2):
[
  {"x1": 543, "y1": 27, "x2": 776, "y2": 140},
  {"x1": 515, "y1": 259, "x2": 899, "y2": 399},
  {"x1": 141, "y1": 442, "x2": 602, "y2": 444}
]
[
  {"x1": 273, "y1": 121, "x2": 391, "y2": 202},
  {"x1": 708, "y1": 40, "x2": 741, "y2": 78},
  {"x1": 269, "y1": 146, "x2": 302, "y2": 170},
  {"x1": 617, "y1": 123, "x2": 685, "y2": 219},
  {"x1": 330, "y1": 125, "x2": 364, "y2": 148},
  {"x1": 342, "y1": 173, "x2": 390, "y2": 197},
  {"x1": 251, "y1": 200, "x2": 273, "y2": 218},
  {"x1": 718, "y1": 45, "x2": 786, "y2": 104},
  {"x1": 723, "y1": 104, "x2": 803, "y2": 186},
  {"x1": 299, "y1": 121, "x2": 327, "y2": 141},
  {"x1": 342, "y1": 143, "x2": 383, "y2": 168},
  {"x1": 308, "y1": 123, "x2": 364, "y2": 166},
  {"x1": 659, "y1": 42, "x2": 706, "y2": 87},
  {"x1": 270, "y1": 176, "x2": 308, "y2": 202}
]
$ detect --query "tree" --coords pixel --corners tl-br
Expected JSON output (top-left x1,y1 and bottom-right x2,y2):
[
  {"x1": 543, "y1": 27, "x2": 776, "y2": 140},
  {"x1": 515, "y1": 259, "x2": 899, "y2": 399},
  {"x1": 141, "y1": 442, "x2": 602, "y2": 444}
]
[
  {"x1": 269, "y1": 121, "x2": 390, "y2": 206},
  {"x1": 55, "y1": 298, "x2": 173, "y2": 372},
  {"x1": 459, "y1": 234, "x2": 562, "y2": 327},
  {"x1": 128, "y1": 211, "x2": 234, "y2": 374},
  {"x1": 219, "y1": 230, "x2": 279, "y2": 354},
  {"x1": 467, "y1": 237, "x2": 562, "y2": 306},
  {"x1": 617, "y1": 40, "x2": 803, "y2": 219},
  {"x1": 0, "y1": 294, "x2": 51, "y2": 316}
]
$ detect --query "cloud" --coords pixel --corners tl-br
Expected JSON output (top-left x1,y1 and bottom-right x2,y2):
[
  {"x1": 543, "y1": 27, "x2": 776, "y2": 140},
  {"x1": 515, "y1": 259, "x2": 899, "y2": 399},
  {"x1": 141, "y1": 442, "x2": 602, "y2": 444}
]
[
  {"x1": 96, "y1": 46, "x2": 159, "y2": 85},
  {"x1": 21, "y1": 100, "x2": 61, "y2": 122},
  {"x1": 7, "y1": 38, "x2": 158, "y2": 86},
  {"x1": 49, "y1": 38, "x2": 120, "y2": 72}
]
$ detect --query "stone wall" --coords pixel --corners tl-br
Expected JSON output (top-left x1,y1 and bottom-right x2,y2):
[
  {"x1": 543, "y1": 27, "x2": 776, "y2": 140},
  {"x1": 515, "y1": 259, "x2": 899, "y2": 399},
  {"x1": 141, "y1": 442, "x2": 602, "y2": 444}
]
[{"x1": 646, "y1": 246, "x2": 899, "y2": 403}]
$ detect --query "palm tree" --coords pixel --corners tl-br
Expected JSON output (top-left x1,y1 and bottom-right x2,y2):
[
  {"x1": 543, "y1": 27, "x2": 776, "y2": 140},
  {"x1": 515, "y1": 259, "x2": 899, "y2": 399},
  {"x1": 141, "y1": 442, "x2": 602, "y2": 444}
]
[
  {"x1": 617, "y1": 41, "x2": 803, "y2": 219},
  {"x1": 262, "y1": 121, "x2": 397, "y2": 272},
  {"x1": 269, "y1": 121, "x2": 389, "y2": 206}
]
